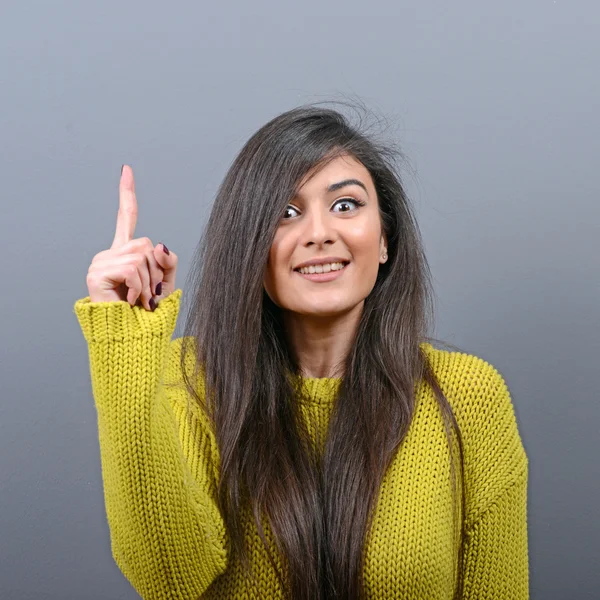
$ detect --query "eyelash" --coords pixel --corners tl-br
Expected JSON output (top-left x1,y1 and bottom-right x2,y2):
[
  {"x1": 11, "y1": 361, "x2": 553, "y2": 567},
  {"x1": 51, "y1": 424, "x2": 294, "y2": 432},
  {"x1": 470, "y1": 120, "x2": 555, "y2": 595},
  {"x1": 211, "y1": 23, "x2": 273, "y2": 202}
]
[{"x1": 282, "y1": 197, "x2": 367, "y2": 220}]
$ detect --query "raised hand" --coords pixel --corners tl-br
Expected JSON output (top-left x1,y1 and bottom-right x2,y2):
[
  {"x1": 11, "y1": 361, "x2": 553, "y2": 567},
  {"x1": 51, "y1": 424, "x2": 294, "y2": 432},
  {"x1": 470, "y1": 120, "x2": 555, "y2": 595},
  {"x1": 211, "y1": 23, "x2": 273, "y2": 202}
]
[{"x1": 85, "y1": 164, "x2": 178, "y2": 310}]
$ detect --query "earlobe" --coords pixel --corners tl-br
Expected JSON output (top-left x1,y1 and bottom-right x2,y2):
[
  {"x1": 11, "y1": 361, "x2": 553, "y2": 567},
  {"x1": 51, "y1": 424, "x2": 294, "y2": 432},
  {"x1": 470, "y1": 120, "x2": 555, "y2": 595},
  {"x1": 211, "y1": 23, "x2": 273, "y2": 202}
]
[{"x1": 380, "y1": 240, "x2": 388, "y2": 263}]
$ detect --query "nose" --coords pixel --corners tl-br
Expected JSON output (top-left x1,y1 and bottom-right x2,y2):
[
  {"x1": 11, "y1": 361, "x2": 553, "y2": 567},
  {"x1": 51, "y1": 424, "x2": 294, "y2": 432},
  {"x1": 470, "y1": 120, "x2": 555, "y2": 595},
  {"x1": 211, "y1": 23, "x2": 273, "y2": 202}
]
[{"x1": 300, "y1": 205, "x2": 336, "y2": 247}]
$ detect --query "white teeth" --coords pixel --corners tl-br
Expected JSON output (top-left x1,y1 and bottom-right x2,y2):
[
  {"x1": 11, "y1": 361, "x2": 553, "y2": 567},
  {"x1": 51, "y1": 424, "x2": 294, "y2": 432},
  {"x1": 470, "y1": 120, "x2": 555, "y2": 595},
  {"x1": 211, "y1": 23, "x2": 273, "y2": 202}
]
[{"x1": 298, "y1": 262, "x2": 346, "y2": 275}]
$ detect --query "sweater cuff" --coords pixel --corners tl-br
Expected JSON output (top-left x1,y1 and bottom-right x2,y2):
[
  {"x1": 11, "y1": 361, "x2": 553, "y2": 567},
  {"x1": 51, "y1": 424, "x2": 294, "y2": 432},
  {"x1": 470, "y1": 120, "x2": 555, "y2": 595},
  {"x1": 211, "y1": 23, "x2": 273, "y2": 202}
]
[{"x1": 73, "y1": 289, "x2": 183, "y2": 344}]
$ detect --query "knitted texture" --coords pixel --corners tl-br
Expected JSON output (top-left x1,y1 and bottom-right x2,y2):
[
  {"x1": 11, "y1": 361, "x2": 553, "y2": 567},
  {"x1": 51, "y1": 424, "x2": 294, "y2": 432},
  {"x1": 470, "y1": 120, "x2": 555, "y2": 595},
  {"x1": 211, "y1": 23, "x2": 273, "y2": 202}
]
[{"x1": 73, "y1": 289, "x2": 529, "y2": 599}]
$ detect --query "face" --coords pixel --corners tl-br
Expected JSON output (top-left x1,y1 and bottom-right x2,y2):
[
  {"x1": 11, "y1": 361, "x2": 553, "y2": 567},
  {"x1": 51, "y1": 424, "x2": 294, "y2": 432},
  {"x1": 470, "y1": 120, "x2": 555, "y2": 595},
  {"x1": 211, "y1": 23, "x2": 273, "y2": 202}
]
[{"x1": 263, "y1": 153, "x2": 388, "y2": 318}]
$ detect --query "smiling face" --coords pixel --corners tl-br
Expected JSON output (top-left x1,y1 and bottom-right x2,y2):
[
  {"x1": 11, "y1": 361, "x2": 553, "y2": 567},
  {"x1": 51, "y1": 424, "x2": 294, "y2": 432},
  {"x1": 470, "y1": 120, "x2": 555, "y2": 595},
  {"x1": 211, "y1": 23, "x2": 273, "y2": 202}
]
[{"x1": 263, "y1": 153, "x2": 388, "y2": 318}]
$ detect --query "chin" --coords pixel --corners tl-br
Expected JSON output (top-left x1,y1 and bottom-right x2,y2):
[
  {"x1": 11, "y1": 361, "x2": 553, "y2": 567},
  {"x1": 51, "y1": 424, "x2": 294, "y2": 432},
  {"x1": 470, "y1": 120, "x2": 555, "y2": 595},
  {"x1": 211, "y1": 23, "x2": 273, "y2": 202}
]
[{"x1": 290, "y1": 300, "x2": 358, "y2": 318}]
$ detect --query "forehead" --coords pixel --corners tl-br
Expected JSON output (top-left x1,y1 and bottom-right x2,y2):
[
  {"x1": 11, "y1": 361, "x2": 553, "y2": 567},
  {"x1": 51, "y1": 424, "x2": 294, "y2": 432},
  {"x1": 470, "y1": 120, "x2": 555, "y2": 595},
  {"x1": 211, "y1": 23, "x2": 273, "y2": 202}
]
[{"x1": 295, "y1": 154, "x2": 373, "y2": 197}]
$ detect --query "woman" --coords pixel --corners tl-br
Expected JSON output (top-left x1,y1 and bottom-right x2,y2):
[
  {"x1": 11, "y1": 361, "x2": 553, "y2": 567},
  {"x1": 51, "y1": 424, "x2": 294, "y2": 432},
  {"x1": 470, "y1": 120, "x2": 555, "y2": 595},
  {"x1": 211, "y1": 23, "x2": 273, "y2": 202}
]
[{"x1": 74, "y1": 102, "x2": 529, "y2": 599}]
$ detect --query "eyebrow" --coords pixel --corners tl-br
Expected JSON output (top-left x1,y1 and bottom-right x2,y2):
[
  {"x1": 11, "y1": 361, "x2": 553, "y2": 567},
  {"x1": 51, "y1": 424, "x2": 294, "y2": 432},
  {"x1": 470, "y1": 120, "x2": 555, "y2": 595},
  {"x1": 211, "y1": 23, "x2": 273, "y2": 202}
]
[{"x1": 327, "y1": 178, "x2": 368, "y2": 194}]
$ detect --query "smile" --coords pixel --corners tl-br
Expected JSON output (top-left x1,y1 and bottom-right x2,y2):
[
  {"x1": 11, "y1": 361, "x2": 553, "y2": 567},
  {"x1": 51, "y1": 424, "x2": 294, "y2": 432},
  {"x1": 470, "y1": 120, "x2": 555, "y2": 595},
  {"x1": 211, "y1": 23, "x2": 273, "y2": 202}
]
[{"x1": 293, "y1": 262, "x2": 350, "y2": 282}]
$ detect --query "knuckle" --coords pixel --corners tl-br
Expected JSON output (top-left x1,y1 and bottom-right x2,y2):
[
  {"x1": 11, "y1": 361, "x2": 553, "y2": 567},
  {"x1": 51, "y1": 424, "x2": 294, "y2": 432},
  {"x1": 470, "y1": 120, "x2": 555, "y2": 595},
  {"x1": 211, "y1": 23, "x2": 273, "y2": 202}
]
[
  {"x1": 118, "y1": 207, "x2": 136, "y2": 221},
  {"x1": 86, "y1": 272, "x2": 99, "y2": 285},
  {"x1": 123, "y1": 204, "x2": 138, "y2": 216},
  {"x1": 91, "y1": 249, "x2": 107, "y2": 263}
]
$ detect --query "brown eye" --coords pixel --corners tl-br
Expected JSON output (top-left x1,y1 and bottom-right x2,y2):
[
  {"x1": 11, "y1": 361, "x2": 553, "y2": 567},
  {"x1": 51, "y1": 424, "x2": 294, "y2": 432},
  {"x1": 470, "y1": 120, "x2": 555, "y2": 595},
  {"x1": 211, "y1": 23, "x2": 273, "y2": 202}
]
[
  {"x1": 332, "y1": 198, "x2": 366, "y2": 213},
  {"x1": 282, "y1": 206, "x2": 300, "y2": 220}
]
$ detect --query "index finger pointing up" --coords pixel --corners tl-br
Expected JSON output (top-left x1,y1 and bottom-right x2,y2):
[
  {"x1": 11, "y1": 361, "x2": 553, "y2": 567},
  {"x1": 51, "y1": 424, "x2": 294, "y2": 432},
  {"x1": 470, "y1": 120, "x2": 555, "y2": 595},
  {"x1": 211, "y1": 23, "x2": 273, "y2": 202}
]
[{"x1": 112, "y1": 164, "x2": 138, "y2": 249}]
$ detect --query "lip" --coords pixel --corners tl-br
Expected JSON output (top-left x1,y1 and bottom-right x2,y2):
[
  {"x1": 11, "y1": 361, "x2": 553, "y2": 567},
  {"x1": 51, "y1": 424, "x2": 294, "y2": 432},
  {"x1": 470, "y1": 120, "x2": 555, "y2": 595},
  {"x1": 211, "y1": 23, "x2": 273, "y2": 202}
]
[
  {"x1": 293, "y1": 256, "x2": 351, "y2": 270},
  {"x1": 294, "y1": 262, "x2": 350, "y2": 282}
]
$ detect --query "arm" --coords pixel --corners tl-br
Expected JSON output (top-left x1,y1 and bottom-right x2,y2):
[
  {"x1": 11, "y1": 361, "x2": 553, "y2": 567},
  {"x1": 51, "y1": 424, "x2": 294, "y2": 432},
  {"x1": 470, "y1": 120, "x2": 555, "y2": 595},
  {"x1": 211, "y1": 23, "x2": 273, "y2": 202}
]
[
  {"x1": 73, "y1": 289, "x2": 228, "y2": 599},
  {"x1": 461, "y1": 469, "x2": 529, "y2": 599},
  {"x1": 450, "y1": 355, "x2": 530, "y2": 599}
]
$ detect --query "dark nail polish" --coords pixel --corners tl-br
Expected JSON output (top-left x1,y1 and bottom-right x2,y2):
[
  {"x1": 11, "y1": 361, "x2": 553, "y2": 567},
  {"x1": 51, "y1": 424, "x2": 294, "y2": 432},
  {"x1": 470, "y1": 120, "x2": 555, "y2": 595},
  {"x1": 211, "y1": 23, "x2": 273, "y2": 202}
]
[
  {"x1": 149, "y1": 297, "x2": 156, "y2": 311},
  {"x1": 161, "y1": 243, "x2": 170, "y2": 255},
  {"x1": 155, "y1": 282, "x2": 162, "y2": 296}
]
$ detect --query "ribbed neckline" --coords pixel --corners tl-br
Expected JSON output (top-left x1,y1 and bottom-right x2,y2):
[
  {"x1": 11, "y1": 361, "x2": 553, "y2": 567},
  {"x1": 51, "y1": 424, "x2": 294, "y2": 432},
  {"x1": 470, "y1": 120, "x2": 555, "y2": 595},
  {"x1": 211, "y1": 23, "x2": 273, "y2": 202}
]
[
  {"x1": 291, "y1": 343, "x2": 436, "y2": 407},
  {"x1": 295, "y1": 376, "x2": 342, "y2": 406}
]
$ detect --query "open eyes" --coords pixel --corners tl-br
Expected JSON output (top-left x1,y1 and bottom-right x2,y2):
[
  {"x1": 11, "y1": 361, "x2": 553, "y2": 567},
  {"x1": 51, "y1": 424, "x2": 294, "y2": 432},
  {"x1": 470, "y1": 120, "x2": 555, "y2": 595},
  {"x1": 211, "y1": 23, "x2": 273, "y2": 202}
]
[{"x1": 282, "y1": 197, "x2": 367, "y2": 220}]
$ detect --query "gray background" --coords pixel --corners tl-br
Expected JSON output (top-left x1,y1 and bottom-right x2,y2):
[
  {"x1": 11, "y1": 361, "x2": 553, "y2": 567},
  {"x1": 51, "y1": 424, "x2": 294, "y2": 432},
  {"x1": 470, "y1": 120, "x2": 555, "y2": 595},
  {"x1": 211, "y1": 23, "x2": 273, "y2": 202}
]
[{"x1": 1, "y1": 1, "x2": 598, "y2": 598}]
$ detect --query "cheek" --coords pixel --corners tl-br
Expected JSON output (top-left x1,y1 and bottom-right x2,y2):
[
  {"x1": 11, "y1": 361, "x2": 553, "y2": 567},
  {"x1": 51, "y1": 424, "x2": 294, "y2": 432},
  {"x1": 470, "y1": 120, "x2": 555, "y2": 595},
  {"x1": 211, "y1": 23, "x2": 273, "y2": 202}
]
[
  {"x1": 348, "y1": 228, "x2": 381, "y2": 261},
  {"x1": 266, "y1": 235, "x2": 292, "y2": 283},
  {"x1": 263, "y1": 262, "x2": 277, "y2": 294},
  {"x1": 263, "y1": 251, "x2": 288, "y2": 301}
]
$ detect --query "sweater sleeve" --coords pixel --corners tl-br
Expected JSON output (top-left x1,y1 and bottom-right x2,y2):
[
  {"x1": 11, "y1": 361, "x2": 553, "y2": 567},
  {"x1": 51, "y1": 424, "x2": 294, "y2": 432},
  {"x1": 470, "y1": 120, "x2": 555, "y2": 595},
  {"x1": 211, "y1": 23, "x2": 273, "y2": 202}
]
[
  {"x1": 460, "y1": 469, "x2": 529, "y2": 599},
  {"x1": 456, "y1": 357, "x2": 530, "y2": 599},
  {"x1": 73, "y1": 289, "x2": 228, "y2": 599}
]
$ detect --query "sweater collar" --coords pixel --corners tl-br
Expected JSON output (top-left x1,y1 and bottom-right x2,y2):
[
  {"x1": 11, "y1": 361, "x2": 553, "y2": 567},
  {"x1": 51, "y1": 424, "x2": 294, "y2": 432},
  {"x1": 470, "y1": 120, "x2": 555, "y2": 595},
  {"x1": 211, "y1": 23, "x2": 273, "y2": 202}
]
[{"x1": 293, "y1": 375, "x2": 342, "y2": 406}]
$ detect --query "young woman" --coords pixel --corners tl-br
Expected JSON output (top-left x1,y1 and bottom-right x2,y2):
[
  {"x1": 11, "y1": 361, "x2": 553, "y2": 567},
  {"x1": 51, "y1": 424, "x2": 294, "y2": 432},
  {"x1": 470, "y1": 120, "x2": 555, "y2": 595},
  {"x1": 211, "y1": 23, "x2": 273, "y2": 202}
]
[{"x1": 74, "y1": 103, "x2": 529, "y2": 599}]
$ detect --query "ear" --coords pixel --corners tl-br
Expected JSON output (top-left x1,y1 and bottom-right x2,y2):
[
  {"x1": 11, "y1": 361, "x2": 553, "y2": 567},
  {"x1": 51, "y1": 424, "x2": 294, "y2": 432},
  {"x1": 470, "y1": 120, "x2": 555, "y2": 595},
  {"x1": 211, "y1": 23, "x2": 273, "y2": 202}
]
[{"x1": 379, "y1": 232, "x2": 388, "y2": 263}]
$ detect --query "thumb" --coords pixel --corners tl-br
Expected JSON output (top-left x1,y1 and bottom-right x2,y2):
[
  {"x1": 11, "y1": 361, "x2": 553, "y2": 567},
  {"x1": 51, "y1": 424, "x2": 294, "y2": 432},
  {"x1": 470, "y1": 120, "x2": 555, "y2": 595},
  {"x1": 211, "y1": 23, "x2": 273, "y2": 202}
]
[{"x1": 154, "y1": 242, "x2": 178, "y2": 296}]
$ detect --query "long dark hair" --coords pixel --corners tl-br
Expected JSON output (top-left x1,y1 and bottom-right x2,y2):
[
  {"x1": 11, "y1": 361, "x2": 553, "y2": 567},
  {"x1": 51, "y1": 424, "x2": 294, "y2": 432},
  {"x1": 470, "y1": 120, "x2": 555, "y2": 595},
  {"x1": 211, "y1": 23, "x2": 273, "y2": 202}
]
[{"x1": 177, "y1": 100, "x2": 466, "y2": 599}]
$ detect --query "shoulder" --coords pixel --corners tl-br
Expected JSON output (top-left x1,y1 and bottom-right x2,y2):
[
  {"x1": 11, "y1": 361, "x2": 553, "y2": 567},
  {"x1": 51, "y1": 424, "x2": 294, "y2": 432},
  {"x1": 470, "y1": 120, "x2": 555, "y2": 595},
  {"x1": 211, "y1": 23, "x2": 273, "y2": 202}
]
[
  {"x1": 419, "y1": 342, "x2": 528, "y2": 521},
  {"x1": 419, "y1": 341, "x2": 514, "y2": 416}
]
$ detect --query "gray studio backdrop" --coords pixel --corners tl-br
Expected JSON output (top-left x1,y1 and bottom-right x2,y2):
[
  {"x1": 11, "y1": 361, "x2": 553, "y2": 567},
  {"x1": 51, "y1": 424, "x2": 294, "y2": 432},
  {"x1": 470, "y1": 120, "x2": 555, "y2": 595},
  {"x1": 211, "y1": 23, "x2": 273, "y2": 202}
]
[{"x1": 1, "y1": 1, "x2": 598, "y2": 598}]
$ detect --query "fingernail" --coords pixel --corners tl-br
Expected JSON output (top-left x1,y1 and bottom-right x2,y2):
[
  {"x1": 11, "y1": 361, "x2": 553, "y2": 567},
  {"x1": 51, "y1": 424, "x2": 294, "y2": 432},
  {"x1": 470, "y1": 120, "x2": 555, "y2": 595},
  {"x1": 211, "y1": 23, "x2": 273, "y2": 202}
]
[
  {"x1": 121, "y1": 164, "x2": 124, "y2": 176},
  {"x1": 155, "y1": 282, "x2": 162, "y2": 296},
  {"x1": 149, "y1": 297, "x2": 156, "y2": 311},
  {"x1": 161, "y1": 243, "x2": 170, "y2": 255}
]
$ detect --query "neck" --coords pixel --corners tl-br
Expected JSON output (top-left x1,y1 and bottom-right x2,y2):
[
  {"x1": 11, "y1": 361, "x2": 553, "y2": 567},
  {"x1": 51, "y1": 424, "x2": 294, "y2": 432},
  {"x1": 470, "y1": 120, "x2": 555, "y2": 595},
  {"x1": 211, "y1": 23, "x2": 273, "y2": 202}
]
[{"x1": 282, "y1": 300, "x2": 364, "y2": 379}]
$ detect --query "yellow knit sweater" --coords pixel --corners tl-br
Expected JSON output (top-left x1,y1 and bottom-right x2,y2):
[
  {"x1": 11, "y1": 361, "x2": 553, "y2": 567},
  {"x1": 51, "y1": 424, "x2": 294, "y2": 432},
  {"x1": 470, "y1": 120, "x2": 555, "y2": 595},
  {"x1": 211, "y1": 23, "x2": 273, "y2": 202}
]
[{"x1": 73, "y1": 288, "x2": 529, "y2": 599}]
